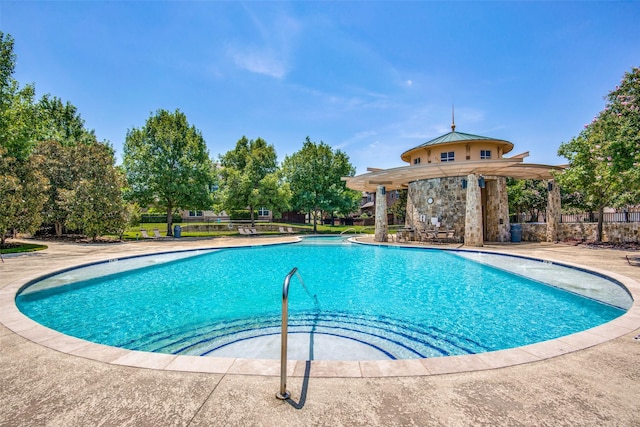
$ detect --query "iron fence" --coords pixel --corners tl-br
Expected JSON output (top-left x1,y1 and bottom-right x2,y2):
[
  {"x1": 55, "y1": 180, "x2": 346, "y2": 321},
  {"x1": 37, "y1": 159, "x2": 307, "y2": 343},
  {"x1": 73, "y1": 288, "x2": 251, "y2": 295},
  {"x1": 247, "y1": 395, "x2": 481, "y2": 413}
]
[{"x1": 511, "y1": 211, "x2": 640, "y2": 224}]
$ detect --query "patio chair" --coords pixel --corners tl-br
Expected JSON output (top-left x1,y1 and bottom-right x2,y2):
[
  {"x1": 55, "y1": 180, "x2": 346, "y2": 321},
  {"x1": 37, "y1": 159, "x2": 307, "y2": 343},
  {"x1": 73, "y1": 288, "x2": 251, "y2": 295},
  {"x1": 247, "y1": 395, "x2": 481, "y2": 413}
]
[
  {"x1": 140, "y1": 229, "x2": 152, "y2": 239},
  {"x1": 626, "y1": 255, "x2": 640, "y2": 266},
  {"x1": 279, "y1": 226, "x2": 287, "y2": 234},
  {"x1": 152, "y1": 228, "x2": 162, "y2": 238},
  {"x1": 287, "y1": 227, "x2": 295, "y2": 234},
  {"x1": 446, "y1": 229, "x2": 456, "y2": 243},
  {"x1": 423, "y1": 229, "x2": 437, "y2": 243},
  {"x1": 238, "y1": 227, "x2": 249, "y2": 236},
  {"x1": 250, "y1": 228, "x2": 260, "y2": 236}
]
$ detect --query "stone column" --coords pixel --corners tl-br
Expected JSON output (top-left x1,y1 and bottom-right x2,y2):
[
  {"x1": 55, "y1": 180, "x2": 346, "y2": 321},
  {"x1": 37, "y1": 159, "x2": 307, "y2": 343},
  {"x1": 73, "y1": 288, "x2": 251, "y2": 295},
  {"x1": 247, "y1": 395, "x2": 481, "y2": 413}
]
[
  {"x1": 546, "y1": 179, "x2": 561, "y2": 242},
  {"x1": 495, "y1": 176, "x2": 510, "y2": 242},
  {"x1": 374, "y1": 185, "x2": 388, "y2": 242},
  {"x1": 464, "y1": 174, "x2": 483, "y2": 247}
]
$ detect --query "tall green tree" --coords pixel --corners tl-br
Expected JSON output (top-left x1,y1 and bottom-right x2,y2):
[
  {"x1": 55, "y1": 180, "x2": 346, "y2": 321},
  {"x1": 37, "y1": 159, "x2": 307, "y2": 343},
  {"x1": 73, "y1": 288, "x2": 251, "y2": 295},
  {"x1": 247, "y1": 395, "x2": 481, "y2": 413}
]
[
  {"x1": 282, "y1": 137, "x2": 359, "y2": 232},
  {"x1": 556, "y1": 67, "x2": 640, "y2": 242},
  {"x1": 123, "y1": 109, "x2": 214, "y2": 236},
  {"x1": 219, "y1": 136, "x2": 289, "y2": 226},
  {"x1": 58, "y1": 143, "x2": 127, "y2": 241},
  {"x1": 0, "y1": 147, "x2": 48, "y2": 244},
  {"x1": 0, "y1": 32, "x2": 47, "y2": 243},
  {"x1": 0, "y1": 32, "x2": 38, "y2": 160},
  {"x1": 35, "y1": 94, "x2": 96, "y2": 145}
]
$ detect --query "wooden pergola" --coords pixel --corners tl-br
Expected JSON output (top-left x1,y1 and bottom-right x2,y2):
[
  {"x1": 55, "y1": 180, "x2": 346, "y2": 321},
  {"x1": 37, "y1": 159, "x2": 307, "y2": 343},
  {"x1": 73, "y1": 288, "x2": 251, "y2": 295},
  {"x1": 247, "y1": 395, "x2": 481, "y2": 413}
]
[{"x1": 343, "y1": 153, "x2": 564, "y2": 192}]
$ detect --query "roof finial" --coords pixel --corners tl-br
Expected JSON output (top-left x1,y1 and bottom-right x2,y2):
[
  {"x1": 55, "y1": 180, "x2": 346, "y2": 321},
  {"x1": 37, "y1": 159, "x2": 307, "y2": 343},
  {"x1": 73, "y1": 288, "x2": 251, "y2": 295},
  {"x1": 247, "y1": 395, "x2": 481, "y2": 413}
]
[{"x1": 451, "y1": 104, "x2": 456, "y2": 132}]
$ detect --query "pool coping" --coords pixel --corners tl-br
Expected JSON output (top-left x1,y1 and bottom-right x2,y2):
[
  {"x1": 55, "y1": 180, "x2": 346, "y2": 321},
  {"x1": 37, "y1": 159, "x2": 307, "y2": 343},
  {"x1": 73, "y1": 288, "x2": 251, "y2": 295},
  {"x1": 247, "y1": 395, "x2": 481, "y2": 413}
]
[{"x1": 1, "y1": 238, "x2": 639, "y2": 378}]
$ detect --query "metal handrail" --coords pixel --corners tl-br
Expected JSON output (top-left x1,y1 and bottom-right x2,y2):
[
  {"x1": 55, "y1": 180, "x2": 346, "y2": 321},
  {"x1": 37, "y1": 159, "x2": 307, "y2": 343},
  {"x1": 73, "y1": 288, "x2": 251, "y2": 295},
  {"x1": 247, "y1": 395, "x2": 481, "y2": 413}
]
[
  {"x1": 340, "y1": 227, "x2": 356, "y2": 235},
  {"x1": 276, "y1": 267, "x2": 298, "y2": 400}
]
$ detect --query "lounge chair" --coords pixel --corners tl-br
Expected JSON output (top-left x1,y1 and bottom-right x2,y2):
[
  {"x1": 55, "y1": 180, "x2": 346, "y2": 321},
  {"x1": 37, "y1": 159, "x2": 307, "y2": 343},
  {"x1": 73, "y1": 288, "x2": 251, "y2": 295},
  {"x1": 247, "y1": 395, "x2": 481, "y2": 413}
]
[
  {"x1": 152, "y1": 228, "x2": 162, "y2": 238},
  {"x1": 238, "y1": 227, "x2": 249, "y2": 236},
  {"x1": 287, "y1": 227, "x2": 295, "y2": 234},
  {"x1": 140, "y1": 229, "x2": 152, "y2": 239},
  {"x1": 279, "y1": 226, "x2": 287, "y2": 234},
  {"x1": 626, "y1": 255, "x2": 640, "y2": 266},
  {"x1": 250, "y1": 228, "x2": 260, "y2": 236}
]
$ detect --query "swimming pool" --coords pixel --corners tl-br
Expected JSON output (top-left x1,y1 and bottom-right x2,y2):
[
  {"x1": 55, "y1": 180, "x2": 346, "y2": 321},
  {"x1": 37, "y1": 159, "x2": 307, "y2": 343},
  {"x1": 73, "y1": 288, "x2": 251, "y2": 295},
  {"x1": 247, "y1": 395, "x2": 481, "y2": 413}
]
[{"x1": 15, "y1": 238, "x2": 632, "y2": 361}]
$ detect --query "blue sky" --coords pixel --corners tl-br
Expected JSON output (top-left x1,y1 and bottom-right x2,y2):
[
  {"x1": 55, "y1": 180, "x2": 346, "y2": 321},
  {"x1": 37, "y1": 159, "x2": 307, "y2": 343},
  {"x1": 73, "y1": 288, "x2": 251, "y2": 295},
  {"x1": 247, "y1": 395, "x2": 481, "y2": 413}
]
[{"x1": 2, "y1": 1, "x2": 639, "y2": 175}]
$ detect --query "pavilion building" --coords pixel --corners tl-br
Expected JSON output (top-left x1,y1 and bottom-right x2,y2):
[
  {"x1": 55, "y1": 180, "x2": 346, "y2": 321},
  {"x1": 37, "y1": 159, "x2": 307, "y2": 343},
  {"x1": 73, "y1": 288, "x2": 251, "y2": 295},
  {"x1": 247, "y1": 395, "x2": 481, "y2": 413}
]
[{"x1": 343, "y1": 121, "x2": 564, "y2": 247}]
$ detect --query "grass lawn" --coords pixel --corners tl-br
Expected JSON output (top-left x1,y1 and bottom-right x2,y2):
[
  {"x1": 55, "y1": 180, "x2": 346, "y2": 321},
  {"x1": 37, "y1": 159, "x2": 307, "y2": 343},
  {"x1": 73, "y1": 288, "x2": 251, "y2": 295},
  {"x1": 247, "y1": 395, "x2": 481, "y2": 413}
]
[
  {"x1": 123, "y1": 222, "x2": 388, "y2": 240},
  {"x1": 0, "y1": 243, "x2": 48, "y2": 255}
]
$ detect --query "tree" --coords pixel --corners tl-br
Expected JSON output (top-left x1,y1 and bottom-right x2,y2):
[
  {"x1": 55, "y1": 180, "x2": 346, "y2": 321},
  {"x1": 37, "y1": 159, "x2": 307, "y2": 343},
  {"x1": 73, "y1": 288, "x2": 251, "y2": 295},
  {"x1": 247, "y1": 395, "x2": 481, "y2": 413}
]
[
  {"x1": 507, "y1": 178, "x2": 548, "y2": 222},
  {"x1": 35, "y1": 94, "x2": 96, "y2": 146},
  {"x1": 0, "y1": 32, "x2": 47, "y2": 243},
  {"x1": 123, "y1": 109, "x2": 214, "y2": 236},
  {"x1": 0, "y1": 32, "x2": 38, "y2": 161},
  {"x1": 556, "y1": 67, "x2": 640, "y2": 242},
  {"x1": 282, "y1": 137, "x2": 359, "y2": 232},
  {"x1": 0, "y1": 147, "x2": 48, "y2": 245},
  {"x1": 389, "y1": 189, "x2": 408, "y2": 223},
  {"x1": 56, "y1": 142, "x2": 127, "y2": 241},
  {"x1": 33, "y1": 140, "x2": 77, "y2": 236},
  {"x1": 219, "y1": 136, "x2": 289, "y2": 226}
]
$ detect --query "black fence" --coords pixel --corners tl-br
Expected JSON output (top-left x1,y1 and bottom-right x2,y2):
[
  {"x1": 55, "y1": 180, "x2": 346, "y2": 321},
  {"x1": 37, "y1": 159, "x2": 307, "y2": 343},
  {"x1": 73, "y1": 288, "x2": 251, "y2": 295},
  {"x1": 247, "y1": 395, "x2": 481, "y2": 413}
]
[{"x1": 512, "y1": 211, "x2": 640, "y2": 224}]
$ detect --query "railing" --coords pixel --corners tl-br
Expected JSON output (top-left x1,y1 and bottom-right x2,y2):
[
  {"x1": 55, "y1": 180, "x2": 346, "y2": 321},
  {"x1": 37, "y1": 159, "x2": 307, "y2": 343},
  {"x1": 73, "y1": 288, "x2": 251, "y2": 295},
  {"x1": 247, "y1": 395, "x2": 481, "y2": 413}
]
[
  {"x1": 276, "y1": 267, "x2": 297, "y2": 400},
  {"x1": 277, "y1": 267, "x2": 317, "y2": 401},
  {"x1": 340, "y1": 228, "x2": 357, "y2": 235},
  {"x1": 511, "y1": 211, "x2": 640, "y2": 224}
]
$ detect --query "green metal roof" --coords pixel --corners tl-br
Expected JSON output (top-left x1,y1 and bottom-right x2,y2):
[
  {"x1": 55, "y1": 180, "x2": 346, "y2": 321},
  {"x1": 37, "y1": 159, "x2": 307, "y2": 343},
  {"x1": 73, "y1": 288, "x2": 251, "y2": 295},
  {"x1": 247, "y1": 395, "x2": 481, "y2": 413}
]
[
  {"x1": 415, "y1": 131, "x2": 509, "y2": 147},
  {"x1": 400, "y1": 130, "x2": 514, "y2": 162}
]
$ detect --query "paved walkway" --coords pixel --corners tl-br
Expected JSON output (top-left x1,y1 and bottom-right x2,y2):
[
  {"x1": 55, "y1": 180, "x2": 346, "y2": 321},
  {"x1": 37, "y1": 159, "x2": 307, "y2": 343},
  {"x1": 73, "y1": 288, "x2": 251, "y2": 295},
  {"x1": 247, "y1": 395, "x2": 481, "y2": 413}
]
[{"x1": 1, "y1": 237, "x2": 639, "y2": 426}]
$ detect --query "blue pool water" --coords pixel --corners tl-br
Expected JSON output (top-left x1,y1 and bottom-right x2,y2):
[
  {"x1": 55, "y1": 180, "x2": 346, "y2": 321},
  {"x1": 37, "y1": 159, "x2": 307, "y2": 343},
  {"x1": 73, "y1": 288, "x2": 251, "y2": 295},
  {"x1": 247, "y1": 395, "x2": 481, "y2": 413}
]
[{"x1": 16, "y1": 239, "x2": 629, "y2": 360}]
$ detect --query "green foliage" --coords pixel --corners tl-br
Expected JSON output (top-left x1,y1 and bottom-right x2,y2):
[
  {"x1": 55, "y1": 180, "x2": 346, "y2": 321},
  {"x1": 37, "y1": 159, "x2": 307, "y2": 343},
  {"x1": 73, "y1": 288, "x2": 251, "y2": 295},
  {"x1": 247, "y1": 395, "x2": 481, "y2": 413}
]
[
  {"x1": 218, "y1": 136, "x2": 289, "y2": 226},
  {"x1": 35, "y1": 94, "x2": 97, "y2": 145},
  {"x1": 0, "y1": 32, "x2": 38, "y2": 161},
  {"x1": 0, "y1": 242, "x2": 47, "y2": 254},
  {"x1": 229, "y1": 210, "x2": 252, "y2": 220},
  {"x1": 0, "y1": 147, "x2": 48, "y2": 244},
  {"x1": 281, "y1": 137, "x2": 359, "y2": 232},
  {"x1": 507, "y1": 178, "x2": 548, "y2": 220},
  {"x1": 57, "y1": 142, "x2": 127, "y2": 241},
  {"x1": 556, "y1": 67, "x2": 640, "y2": 241},
  {"x1": 123, "y1": 109, "x2": 214, "y2": 235},
  {"x1": 389, "y1": 189, "x2": 408, "y2": 222},
  {"x1": 140, "y1": 213, "x2": 182, "y2": 223}
]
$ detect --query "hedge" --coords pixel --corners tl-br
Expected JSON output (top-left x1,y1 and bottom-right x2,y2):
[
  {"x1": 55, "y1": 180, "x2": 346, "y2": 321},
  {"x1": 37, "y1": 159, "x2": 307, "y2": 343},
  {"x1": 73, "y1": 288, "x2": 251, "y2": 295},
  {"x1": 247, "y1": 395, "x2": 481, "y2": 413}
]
[{"x1": 140, "y1": 213, "x2": 183, "y2": 223}]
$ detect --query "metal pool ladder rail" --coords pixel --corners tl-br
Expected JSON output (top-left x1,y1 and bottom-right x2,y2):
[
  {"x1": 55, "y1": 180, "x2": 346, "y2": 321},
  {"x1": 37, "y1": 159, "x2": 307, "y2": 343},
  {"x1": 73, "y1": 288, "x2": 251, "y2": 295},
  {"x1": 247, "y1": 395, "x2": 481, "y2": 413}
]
[{"x1": 276, "y1": 267, "x2": 297, "y2": 400}]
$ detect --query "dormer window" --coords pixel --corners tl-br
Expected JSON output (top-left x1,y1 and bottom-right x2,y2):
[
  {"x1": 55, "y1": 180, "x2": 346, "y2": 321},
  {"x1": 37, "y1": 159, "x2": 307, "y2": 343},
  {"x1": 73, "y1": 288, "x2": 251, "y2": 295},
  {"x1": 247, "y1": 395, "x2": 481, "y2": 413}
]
[
  {"x1": 413, "y1": 157, "x2": 421, "y2": 165},
  {"x1": 480, "y1": 150, "x2": 492, "y2": 160},
  {"x1": 440, "y1": 151, "x2": 454, "y2": 162}
]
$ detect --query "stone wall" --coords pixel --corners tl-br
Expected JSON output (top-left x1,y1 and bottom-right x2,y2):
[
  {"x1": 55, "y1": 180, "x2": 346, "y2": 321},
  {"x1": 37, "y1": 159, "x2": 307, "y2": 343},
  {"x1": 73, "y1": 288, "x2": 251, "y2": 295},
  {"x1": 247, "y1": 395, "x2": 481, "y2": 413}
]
[
  {"x1": 406, "y1": 175, "x2": 510, "y2": 243},
  {"x1": 406, "y1": 177, "x2": 467, "y2": 239},
  {"x1": 520, "y1": 222, "x2": 640, "y2": 243}
]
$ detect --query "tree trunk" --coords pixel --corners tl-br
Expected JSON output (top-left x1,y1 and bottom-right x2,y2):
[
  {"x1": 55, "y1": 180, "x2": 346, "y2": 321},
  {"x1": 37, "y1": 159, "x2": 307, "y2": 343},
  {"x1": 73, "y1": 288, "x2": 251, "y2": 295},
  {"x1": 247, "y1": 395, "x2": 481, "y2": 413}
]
[
  {"x1": 312, "y1": 210, "x2": 317, "y2": 233},
  {"x1": 167, "y1": 203, "x2": 174, "y2": 236},
  {"x1": 249, "y1": 204, "x2": 255, "y2": 228},
  {"x1": 596, "y1": 206, "x2": 604, "y2": 243},
  {"x1": 55, "y1": 222, "x2": 63, "y2": 237}
]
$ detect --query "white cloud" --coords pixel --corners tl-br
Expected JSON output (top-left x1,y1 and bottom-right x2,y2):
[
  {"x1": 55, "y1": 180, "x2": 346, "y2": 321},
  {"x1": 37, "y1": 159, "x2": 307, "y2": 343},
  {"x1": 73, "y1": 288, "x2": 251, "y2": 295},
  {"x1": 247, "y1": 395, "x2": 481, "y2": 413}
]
[
  {"x1": 227, "y1": 5, "x2": 301, "y2": 79},
  {"x1": 230, "y1": 48, "x2": 287, "y2": 79}
]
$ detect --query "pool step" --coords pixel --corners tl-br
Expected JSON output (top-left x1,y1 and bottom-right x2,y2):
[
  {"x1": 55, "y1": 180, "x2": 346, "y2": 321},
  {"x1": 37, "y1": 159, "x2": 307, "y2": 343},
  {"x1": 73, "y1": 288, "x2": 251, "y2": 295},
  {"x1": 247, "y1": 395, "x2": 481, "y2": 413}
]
[{"x1": 124, "y1": 312, "x2": 491, "y2": 360}]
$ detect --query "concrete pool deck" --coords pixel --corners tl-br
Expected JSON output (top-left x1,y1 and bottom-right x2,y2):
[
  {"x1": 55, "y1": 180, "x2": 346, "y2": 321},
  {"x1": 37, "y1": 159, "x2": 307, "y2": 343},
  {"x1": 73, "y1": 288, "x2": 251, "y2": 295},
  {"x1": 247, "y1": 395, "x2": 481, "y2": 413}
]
[{"x1": 1, "y1": 236, "x2": 639, "y2": 425}]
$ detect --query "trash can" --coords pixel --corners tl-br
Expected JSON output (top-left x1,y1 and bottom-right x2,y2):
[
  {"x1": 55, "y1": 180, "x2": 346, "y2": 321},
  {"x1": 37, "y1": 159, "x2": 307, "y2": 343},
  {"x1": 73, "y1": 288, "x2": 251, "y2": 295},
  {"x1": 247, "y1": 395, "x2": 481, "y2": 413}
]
[
  {"x1": 173, "y1": 225, "x2": 181, "y2": 238},
  {"x1": 510, "y1": 223, "x2": 522, "y2": 243}
]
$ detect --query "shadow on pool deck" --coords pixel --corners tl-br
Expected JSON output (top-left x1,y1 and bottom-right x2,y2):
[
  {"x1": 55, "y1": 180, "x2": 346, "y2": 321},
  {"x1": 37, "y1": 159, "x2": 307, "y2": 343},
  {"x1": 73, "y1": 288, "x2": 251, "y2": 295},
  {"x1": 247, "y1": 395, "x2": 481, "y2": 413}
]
[{"x1": 1, "y1": 236, "x2": 639, "y2": 425}]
